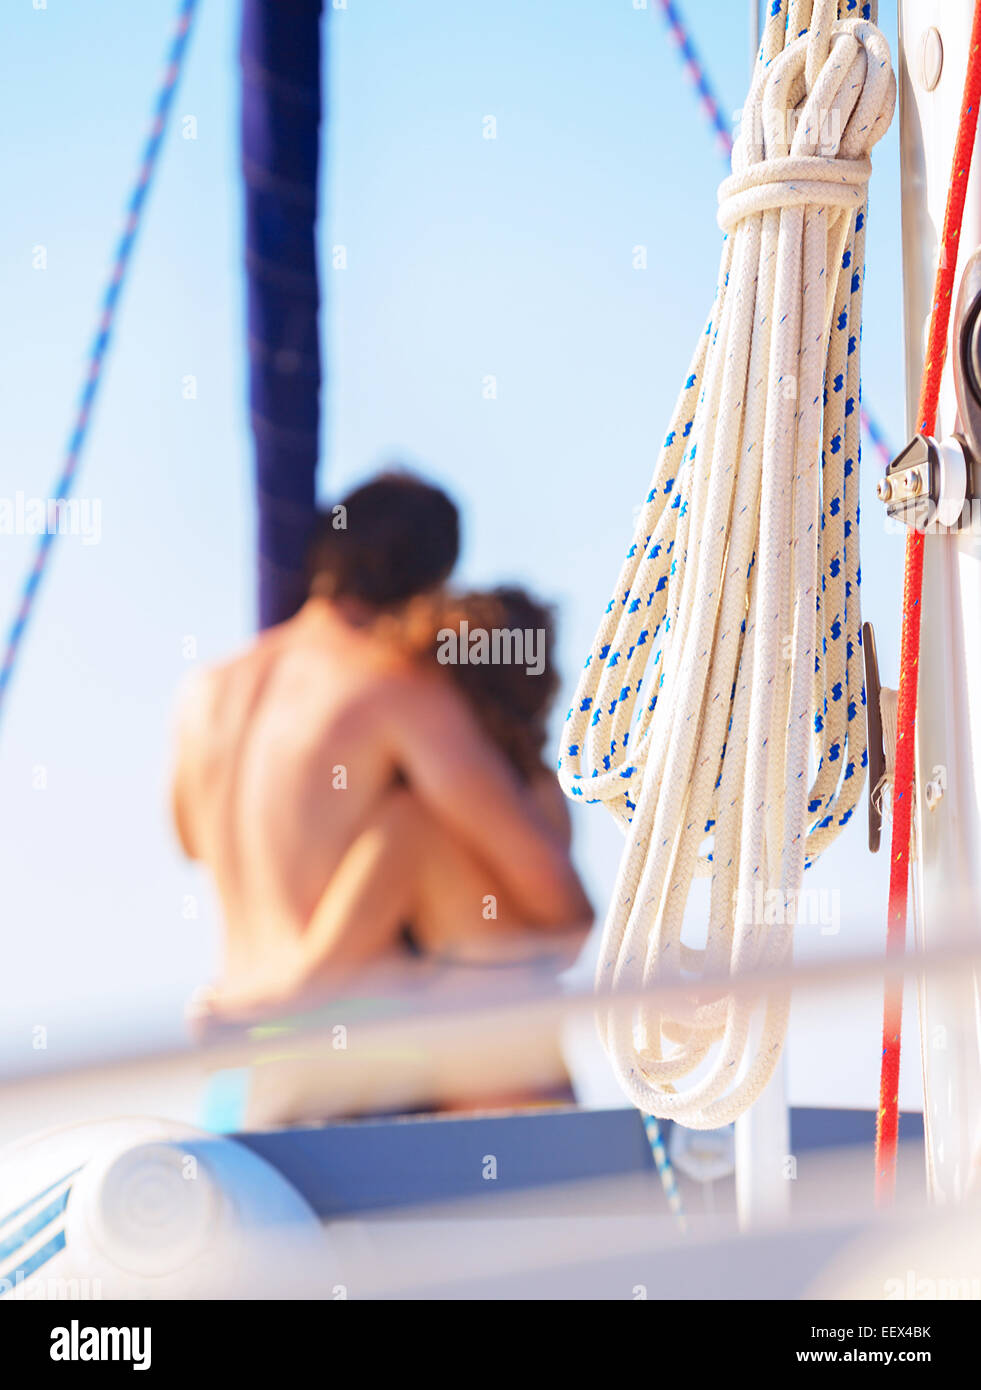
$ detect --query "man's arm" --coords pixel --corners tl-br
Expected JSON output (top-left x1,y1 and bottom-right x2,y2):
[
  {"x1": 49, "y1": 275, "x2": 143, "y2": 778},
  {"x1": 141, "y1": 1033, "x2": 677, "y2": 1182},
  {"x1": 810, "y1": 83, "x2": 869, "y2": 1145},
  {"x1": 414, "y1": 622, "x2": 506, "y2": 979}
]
[{"x1": 383, "y1": 670, "x2": 592, "y2": 928}]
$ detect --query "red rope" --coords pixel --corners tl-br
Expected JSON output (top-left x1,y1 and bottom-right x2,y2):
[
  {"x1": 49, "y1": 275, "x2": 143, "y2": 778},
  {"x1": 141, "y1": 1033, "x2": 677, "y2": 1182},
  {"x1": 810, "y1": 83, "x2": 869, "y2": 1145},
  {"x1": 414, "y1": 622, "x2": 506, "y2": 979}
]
[{"x1": 875, "y1": 3, "x2": 981, "y2": 1205}]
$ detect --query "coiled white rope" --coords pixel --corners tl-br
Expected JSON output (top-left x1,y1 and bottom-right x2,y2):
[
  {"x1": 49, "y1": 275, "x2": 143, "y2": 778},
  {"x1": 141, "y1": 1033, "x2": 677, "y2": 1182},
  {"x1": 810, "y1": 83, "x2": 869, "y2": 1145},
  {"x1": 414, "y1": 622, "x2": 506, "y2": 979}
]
[{"x1": 558, "y1": 0, "x2": 895, "y2": 1128}]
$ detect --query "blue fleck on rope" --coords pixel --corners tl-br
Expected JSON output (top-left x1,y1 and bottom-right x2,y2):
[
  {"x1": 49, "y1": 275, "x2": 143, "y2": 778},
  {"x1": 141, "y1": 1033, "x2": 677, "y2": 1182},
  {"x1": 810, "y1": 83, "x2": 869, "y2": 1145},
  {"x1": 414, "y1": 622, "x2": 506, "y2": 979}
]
[
  {"x1": 653, "y1": 0, "x2": 893, "y2": 468},
  {"x1": 643, "y1": 1114, "x2": 687, "y2": 1232},
  {"x1": 0, "y1": 0, "x2": 199, "y2": 722}
]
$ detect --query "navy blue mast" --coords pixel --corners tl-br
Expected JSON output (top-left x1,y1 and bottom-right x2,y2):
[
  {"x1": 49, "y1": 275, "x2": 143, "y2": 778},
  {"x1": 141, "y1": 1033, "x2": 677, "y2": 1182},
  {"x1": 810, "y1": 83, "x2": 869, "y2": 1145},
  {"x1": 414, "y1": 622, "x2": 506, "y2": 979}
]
[{"x1": 240, "y1": 0, "x2": 324, "y2": 628}]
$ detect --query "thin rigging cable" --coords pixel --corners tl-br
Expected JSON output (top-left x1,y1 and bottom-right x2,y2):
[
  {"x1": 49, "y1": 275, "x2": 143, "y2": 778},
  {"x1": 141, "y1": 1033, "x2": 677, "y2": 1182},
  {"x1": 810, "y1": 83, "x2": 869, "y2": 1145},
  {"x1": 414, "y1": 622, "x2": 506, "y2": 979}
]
[{"x1": 0, "y1": 0, "x2": 199, "y2": 724}]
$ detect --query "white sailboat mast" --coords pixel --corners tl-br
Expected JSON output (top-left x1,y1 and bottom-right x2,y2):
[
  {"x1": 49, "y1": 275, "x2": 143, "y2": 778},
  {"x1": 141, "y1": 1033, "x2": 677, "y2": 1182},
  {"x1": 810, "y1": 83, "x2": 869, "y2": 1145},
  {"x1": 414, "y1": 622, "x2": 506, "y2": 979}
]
[{"x1": 897, "y1": 0, "x2": 981, "y2": 1201}]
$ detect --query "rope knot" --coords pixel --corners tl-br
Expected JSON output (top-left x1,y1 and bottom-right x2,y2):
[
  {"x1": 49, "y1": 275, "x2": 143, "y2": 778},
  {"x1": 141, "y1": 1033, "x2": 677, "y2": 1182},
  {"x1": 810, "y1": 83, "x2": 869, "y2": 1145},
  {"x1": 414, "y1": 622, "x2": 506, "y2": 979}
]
[
  {"x1": 717, "y1": 153, "x2": 871, "y2": 233},
  {"x1": 718, "y1": 15, "x2": 894, "y2": 235}
]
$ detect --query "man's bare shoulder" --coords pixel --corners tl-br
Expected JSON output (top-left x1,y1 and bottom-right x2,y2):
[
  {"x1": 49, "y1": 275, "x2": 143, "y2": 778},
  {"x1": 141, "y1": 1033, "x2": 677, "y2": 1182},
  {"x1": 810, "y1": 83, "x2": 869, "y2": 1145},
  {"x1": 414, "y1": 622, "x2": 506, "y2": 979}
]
[
  {"x1": 174, "y1": 666, "x2": 218, "y2": 740},
  {"x1": 174, "y1": 636, "x2": 277, "y2": 739},
  {"x1": 175, "y1": 657, "x2": 233, "y2": 727}
]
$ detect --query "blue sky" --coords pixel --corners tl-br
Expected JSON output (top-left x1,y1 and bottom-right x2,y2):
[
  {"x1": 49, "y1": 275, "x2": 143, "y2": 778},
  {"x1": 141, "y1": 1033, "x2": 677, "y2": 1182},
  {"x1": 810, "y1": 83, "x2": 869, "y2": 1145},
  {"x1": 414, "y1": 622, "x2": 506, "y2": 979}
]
[{"x1": 0, "y1": 1, "x2": 914, "y2": 1107}]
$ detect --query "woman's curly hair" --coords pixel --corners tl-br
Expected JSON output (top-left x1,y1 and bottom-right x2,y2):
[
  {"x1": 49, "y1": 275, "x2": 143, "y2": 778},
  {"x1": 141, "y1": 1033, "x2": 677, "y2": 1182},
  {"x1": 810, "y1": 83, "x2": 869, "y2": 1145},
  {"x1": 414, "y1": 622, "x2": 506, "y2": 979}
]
[{"x1": 383, "y1": 585, "x2": 559, "y2": 782}]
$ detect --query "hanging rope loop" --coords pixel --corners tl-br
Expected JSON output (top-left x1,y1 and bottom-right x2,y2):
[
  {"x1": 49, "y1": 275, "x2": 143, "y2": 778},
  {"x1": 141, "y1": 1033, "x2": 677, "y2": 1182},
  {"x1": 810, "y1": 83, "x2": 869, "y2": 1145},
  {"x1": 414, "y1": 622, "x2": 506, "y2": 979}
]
[{"x1": 559, "y1": 0, "x2": 895, "y2": 1129}]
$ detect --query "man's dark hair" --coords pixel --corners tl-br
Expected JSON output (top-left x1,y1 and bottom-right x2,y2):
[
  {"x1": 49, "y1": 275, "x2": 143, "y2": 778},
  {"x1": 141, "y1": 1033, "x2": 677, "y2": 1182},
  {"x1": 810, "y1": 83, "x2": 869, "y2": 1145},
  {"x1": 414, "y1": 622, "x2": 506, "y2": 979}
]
[{"x1": 307, "y1": 470, "x2": 460, "y2": 608}]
